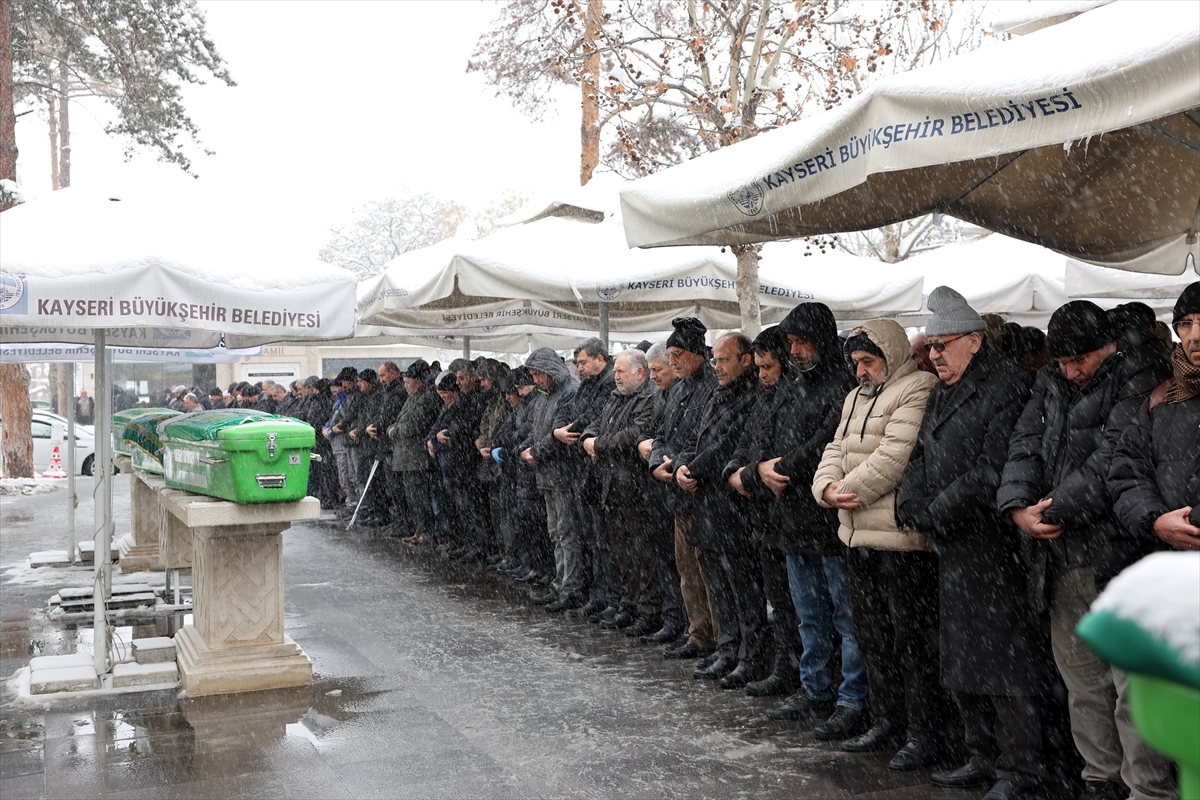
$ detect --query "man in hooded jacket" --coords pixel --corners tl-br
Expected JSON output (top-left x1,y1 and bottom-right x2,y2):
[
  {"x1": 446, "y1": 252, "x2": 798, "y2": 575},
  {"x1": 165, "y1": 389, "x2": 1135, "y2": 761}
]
[
  {"x1": 898, "y1": 287, "x2": 1055, "y2": 800},
  {"x1": 1000, "y1": 301, "x2": 1174, "y2": 800},
  {"x1": 813, "y1": 317, "x2": 946, "y2": 770},
  {"x1": 519, "y1": 348, "x2": 582, "y2": 610},
  {"x1": 740, "y1": 304, "x2": 863, "y2": 738}
]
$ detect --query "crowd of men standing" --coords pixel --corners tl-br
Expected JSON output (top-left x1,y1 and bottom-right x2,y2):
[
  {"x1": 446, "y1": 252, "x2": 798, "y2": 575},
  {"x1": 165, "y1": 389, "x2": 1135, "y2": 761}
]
[{"x1": 275, "y1": 281, "x2": 1198, "y2": 800}]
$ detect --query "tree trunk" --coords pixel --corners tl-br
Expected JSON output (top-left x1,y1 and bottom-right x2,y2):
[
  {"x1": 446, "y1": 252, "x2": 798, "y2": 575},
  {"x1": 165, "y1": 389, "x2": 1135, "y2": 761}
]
[
  {"x1": 0, "y1": 363, "x2": 34, "y2": 478},
  {"x1": 48, "y1": 95, "x2": 60, "y2": 190},
  {"x1": 733, "y1": 243, "x2": 761, "y2": 337},
  {"x1": 579, "y1": 0, "x2": 601, "y2": 185},
  {"x1": 58, "y1": 59, "x2": 70, "y2": 188},
  {"x1": 0, "y1": 0, "x2": 16, "y2": 212},
  {"x1": 883, "y1": 224, "x2": 901, "y2": 263}
]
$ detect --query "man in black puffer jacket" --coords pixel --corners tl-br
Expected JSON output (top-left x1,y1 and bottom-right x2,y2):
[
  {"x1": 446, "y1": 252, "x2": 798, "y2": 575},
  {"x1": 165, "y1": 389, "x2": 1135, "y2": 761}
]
[
  {"x1": 999, "y1": 301, "x2": 1173, "y2": 800},
  {"x1": 738, "y1": 302, "x2": 865, "y2": 741},
  {"x1": 674, "y1": 332, "x2": 761, "y2": 685},
  {"x1": 1109, "y1": 282, "x2": 1200, "y2": 556}
]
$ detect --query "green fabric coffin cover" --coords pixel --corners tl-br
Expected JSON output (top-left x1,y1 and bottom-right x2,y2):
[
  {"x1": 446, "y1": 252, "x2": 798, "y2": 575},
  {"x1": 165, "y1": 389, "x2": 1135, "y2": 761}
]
[
  {"x1": 160, "y1": 410, "x2": 316, "y2": 503},
  {"x1": 120, "y1": 410, "x2": 182, "y2": 466},
  {"x1": 112, "y1": 407, "x2": 176, "y2": 456}
]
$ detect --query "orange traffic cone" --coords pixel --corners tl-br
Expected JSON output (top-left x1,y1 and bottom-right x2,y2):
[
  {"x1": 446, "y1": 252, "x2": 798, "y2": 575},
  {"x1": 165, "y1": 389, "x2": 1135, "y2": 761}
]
[{"x1": 42, "y1": 443, "x2": 67, "y2": 478}]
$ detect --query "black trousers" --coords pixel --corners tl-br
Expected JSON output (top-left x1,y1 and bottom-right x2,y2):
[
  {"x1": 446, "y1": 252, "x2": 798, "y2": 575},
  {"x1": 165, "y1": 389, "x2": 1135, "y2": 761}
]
[
  {"x1": 401, "y1": 469, "x2": 437, "y2": 542},
  {"x1": 608, "y1": 505, "x2": 659, "y2": 619},
  {"x1": 954, "y1": 690, "x2": 1046, "y2": 789},
  {"x1": 761, "y1": 544, "x2": 802, "y2": 675},
  {"x1": 511, "y1": 491, "x2": 552, "y2": 575},
  {"x1": 846, "y1": 547, "x2": 952, "y2": 741},
  {"x1": 383, "y1": 463, "x2": 407, "y2": 527},
  {"x1": 700, "y1": 546, "x2": 770, "y2": 670}
]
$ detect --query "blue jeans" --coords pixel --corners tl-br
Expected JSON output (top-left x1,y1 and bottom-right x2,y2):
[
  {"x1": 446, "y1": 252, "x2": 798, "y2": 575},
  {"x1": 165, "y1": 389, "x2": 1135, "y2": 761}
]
[{"x1": 786, "y1": 554, "x2": 868, "y2": 709}]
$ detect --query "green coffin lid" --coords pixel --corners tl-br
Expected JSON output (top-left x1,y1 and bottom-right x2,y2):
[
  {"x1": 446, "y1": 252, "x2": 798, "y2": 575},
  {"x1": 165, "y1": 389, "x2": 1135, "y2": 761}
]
[
  {"x1": 121, "y1": 410, "x2": 182, "y2": 463},
  {"x1": 160, "y1": 409, "x2": 315, "y2": 448}
]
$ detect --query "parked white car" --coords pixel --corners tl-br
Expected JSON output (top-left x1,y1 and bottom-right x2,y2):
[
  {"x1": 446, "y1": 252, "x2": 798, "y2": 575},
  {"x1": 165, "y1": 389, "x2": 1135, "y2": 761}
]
[{"x1": 0, "y1": 410, "x2": 96, "y2": 476}]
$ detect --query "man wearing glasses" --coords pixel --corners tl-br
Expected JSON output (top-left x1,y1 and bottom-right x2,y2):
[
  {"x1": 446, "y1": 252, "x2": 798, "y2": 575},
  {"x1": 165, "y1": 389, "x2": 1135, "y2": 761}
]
[
  {"x1": 898, "y1": 286, "x2": 1053, "y2": 800},
  {"x1": 999, "y1": 300, "x2": 1174, "y2": 800},
  {"x1": 1110, "y1": 281, "x2": 1200, "y2": 555}
]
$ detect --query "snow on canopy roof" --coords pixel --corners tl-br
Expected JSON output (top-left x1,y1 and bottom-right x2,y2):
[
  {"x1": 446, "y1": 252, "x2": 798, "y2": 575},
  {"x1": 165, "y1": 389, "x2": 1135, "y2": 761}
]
[
  {"x1": 1, "y1": 187, "x2": 353, "y2": 290},
  {"x1": 987, "y1": 0, "x2": 1113, "y2": 36},
  {"x1": 619, "y1": 0, "x2": 1200, "y2": 266},
  {"x1": 357, "y1": 211, "x2": 925, "y2": 332},
  {"x1": 0, "y1": 187, "x2": 358, "y2": 346}
]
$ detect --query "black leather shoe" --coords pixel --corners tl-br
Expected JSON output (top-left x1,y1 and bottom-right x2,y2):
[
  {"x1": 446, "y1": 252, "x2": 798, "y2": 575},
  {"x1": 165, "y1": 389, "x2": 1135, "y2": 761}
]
[
  {"x1": 591, "y1": 606, "x2": 618, "y2": 625},
  {"x1": 624, "y1": 617, "x2": 660, "y2": 638},
  {"x1": 693, "y1": 655, "x2": 736, "y2": 680},
  {"x1": 744, "y1": 672, "x2": 800, "y2": 698},
  {"x1": 888, "y1": 737, "x2": 942, "y2": 771},
  {"x1": 719, "y1": 663, "x2": 765, "y2": 690},
  {"x1": 813, "y1": 706, "x2": 870, "y2": 741},
  {"x1": 567, "y1": 599, "x2": 606, "y2": 619},
  {"x1": 841, "y1": 723, "x2": 904, "y2": 753},
  {"x1": 983, "y1": 779, "x2": 1028, "y2": 800},
  {"x1": 531, "y1": 591, "x2": 558, "y2": 606},
  {"x1": 514, "y1": 570, "x2": 540, "y2": 583},
  {"x1": 600, "y1": 610, "x2": 635, "y2": 630},
  {"x1": 663, "y1": 641, "x2": 714, "y2": 661},
  {"x1": 765, "y1": 691, "x2": 835, "y2": 722},
  {"x1": 545, "y1": 594, "x2": 584, "y2": 613},
  {"x1": 931, "y1": 762, "x2": 994, "y2": 789},
  {"x1": 641, "y1": 625, "x2": 685, "y2": 644}
]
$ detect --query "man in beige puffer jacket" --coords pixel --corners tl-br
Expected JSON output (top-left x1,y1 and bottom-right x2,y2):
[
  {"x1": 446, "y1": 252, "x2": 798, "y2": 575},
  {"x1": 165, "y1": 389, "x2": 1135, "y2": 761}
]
[{"x1": 812, "y1": 318, "x2": 954, "y2": 771}]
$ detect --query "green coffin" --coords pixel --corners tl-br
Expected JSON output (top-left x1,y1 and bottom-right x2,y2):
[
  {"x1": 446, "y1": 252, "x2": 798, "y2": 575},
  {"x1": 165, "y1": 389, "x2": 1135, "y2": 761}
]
[
  {"x1": 160, "y1": 410, "x2": 316, "y2": 503},
  {"x1": 112, "y1": 408, "x2": 178, "y2": 457},
  {"x1": 120, "y1": 410, "x2": 183, "y2": 472}
]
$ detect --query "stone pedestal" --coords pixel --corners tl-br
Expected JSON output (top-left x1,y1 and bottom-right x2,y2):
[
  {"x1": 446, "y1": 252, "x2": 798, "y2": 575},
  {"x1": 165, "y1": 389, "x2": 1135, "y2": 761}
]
[
  {"x1": 160, "y1": 490, "x2": 317, "y2": 697},
  {"x1": 158, "y1": 488, "x2": 195, "y2": 571},
  {"x1": 119, "y1": 469, "x2": 166, "y2": 573}
]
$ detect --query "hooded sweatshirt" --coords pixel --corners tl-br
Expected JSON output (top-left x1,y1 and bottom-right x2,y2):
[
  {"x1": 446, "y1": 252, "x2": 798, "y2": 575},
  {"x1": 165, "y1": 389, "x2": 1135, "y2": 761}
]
[
  {"x1": 519, "y1": 347, "x2": 580, "y2": 492},
  {"x1": 812, "y1": 318, "x2": 937, "y2": 551}
]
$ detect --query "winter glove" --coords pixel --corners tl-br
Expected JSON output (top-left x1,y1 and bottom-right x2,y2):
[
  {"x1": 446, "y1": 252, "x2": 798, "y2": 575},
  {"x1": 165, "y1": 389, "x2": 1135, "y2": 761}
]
[{"x1": 491, "y1": 447, "x2": 505, "y2": 465}]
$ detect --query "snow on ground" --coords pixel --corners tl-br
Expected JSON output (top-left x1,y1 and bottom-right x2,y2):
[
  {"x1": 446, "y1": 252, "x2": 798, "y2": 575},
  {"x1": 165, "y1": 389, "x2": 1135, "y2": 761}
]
[
  {"x1": 1092, "y1": 551, "x2": 1200, "y2": 666},
  {"x1": 0, "y1": 478, "x2": 67, "y2": 496}
]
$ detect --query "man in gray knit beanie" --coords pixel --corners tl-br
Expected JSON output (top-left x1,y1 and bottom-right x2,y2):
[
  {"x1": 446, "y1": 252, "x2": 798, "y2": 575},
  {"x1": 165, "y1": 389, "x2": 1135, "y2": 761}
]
[
  {"x1": 925, "y1": 286, "x2": 986, "y2": 337},
  {"x1": 923, "y1": 286, "x2": 986, "y2": 387}
]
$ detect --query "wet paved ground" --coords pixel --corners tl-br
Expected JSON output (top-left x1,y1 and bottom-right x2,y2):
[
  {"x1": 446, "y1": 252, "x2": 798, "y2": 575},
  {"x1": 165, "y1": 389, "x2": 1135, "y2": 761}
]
[{"x1": 1, "y1": 476, "x2": 983, "y2": 799}]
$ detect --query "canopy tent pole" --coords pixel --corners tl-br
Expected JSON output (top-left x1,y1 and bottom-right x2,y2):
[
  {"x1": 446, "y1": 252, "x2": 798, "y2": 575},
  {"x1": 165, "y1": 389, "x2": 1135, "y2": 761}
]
[
  {"x1": 463, "y1": 336, "x2": 471, "y2": 360},
  {"x1": 598, "y1": 302, "x2": 610, "y2": 349},
  {"x1": 103, "y1": 345, "x2": 113, "y2": 598},
  {"x1": 92, "y1": 329, "x2": 110, "y2": 676},
  {"x1": 66, "y1": 362, "x2": 76, "y2": 564}
]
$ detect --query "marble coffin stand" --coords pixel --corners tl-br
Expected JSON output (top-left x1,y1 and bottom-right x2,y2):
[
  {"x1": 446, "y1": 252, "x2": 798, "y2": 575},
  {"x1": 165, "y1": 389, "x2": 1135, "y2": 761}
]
[
  {"x1": 159, "y1": 489, "x2": 317, "y2": 697},
  {"x1": 114, "y1": 456, "x2": 165, "y2": 573}
]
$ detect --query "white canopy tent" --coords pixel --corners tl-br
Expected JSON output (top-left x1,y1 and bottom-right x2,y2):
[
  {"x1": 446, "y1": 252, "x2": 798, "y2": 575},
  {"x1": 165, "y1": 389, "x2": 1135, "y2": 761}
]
[
  {"x1": 0, "y1": 186, "x2": 358, "y2": 677},
  {"x1": 357, "y1": 213, "x2": 925, "y2": 339},
  {"x1": 0, "y1": 343, "x2": 262, "y2": 364},
  {"x1": 893, "y1": 233, "x2": 1069, "y2": 328},
  {"x1": 618, "y1": 1, "x2": 1200, "y2": 275},
  {"x1": 1065, "y1": 256, "x2": 1200, "y2": 318}
]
